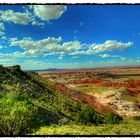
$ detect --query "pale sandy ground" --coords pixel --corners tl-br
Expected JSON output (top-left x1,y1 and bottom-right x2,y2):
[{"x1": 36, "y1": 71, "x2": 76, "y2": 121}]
[
  {"x1": 68, "y1": 84, "x2": 140, "y2": 116},
  {"x1": 94, "y1": 90, "x2": 140, "y2": 116}
]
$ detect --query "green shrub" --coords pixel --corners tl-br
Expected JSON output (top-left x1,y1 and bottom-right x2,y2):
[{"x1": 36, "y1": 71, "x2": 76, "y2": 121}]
[
  {"x1": 0, "y1": 91, "x2": 44, "y2": 135},
  {"x1": 104, "y1": 112, "x2": 123, "y2": 124},
  {"x1": 76, "y1": 107, "x2": 122, "y2": 125},
  {"x1": 0, "y1": 99, "x2": 39, "y2": 135},
  {"x1": 76, "y1": 107, "x2": 103, "y2": 125},
  {"x1": 0, "y1": 91, "x2": 5, "y2": 98}
]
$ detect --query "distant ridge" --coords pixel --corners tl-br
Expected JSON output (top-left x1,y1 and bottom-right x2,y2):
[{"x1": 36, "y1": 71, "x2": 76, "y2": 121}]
[
  {"x1": 27, "y1": 65, "x2": 140, "y2": 73},
  {"x1": 25, "y1": 68, "x2": 66, "y2": 72},
  {"x1": 24, "y1": 68, "x2": 55, "y2": 72}
]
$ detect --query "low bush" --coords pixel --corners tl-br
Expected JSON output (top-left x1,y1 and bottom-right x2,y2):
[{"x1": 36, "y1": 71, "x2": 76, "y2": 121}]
[
  {"x1": 0, "y1": 91, "x2": 5, "y2": 98},
  {"x1": 104, "y1": 112, "x2": 123, "y2": 124},
  {"x1": 133, "y1": 116, "x2": 140, "y2": 120},
  {"x1": 76, "y1": 107, "x2": 103, "y2": 125},
  {"x1": 76, "y1": 107, "x2": 123, "y2": 125}
]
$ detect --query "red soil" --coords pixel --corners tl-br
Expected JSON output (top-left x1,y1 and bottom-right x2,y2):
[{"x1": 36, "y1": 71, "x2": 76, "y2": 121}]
[
  {"x1": 73, "y1": 79, "x2": 103, "y2": 84},
  {"x1": 73, "y1": 79, "x2": 140, "y2": 88},
  {"x1": 127, "y1": 88, "x2": 140, "y2": 94},
  {"x1": 53, "y1": 83, "x2": 116, "y2": 113}
]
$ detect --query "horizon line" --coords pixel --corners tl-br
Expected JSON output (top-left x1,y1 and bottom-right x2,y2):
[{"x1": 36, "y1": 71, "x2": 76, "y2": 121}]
[{"x1": 23, "y1": 65, "x2": 140, "y2": 71}]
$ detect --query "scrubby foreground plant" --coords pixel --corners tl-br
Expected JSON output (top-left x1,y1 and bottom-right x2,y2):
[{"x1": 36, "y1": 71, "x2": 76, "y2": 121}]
[
  {"x1": 75, "y1": 106, "x2": 123, "y2": 125},
  {"x1": 0, "y1": 92, "x2": 41, "y2": 135}
]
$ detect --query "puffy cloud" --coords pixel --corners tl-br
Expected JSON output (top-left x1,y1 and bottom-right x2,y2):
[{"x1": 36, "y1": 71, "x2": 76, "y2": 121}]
[
  {"x1": 89, "y1": 40, "x2": 133, "y2": 53},
  {"x1": 31, "y1": 20, "x2": 45, "y2": 26},
  {"x1": 10, "y1": 37, "x2": 35, "y2": 50},
  {"x1": 0, "y1": 23, "x2": 5, "y2": 30},
  {"x1": 0, "y1": 10, "x2": 32, "y2": 25},
  {"x1": 33, "y1": 5, "x2": 67, "y2": 20},
  {"x1": 99, "y1": 54, "x2": 120, "y2": 58},
  {"x1": 0, "y1": 23, "x2": 5, "y2": 37},
  {"x1": 0, "y1": 50, "x2": 45, "y2": 59},
  {"x1": 0, "y1": 46, "x2": 6, "y2": 49},
  {"x1": 58, "y1": 55, "x2": 64, "y2": 59},
  {"x1": 11, "y1": 50, "x2": 43, "y2": 58},
  {"x1": 70, "y1": 50, "x2": 86, "y2": 55},
  {"x1": 70, "y1": 40, "x2": 133, "y2": 55},
  {"x1": 0, "y1": 5, "x2": 67, "y2": 27},
  {"x1": 120, "y1": 57, "x2": 126, "y2": 61},
  {"x1": 0, "y1": 53, "x2": 10, "y2": 59},
  {"x1": 99, "y1": 53, "x2": 127, "y2": 61},
  {"x1": 0, "y1": 36, "x2": 82, "y2": 59},
  {"x1": 99, "y1": 54, "x2": 110, "y2": 58},
  {"x1": 10, "y1": 37, "x2": 81, "y2": 55},
  {"x1": 59, "y1": 41, "x2": 81, "y2": 52},
  {"x1": 10, "y1": 37, "x2": 62, "y2": 51},
  {"x1": 0, "y1": 31, "x2": 5, "y2": 37},
  {"x1": 0, "y1": 36, "x2": 7, "y2": 41}
]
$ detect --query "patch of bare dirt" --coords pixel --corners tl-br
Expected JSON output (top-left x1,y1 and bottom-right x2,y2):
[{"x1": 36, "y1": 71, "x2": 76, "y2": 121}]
[{"x1": 94, "y1": 88, "x2": 140, "y2": 116}]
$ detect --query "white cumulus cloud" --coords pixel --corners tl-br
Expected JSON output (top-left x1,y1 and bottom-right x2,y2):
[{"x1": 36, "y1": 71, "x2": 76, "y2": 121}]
[
  {"x1": 0, "y1": 23, "x2": 5, "y2": 30},
  {"x1": 33, "y1": 5, "x2": 67, "y2": 20},
  {"x1": 0, "y1": 5, "x2": 67, "y2": 27},
  {"x1": 0, "y1": 23, "x2": 5, "y2": 37},
  {"x1": 10, "y1": 37, "x2": 81, "y2": 55},
  {"x1": 99, "y1": 54, "x2": 120, "y2": 58},
  {"x1": 70, "y1": 40, "x2": 133, "y2": 55},
  {"x1": 120, "y1": 57, "x2": 126, "y2": 61},
  {"x1": 0, "y1": 46, "x2": 6, "y2": 49},
  {"x1": 0, "y1": 31, "x2": 5, "y2": 37},
  {"x1": 0, "y1": 10, "x2": 32, "y2": 25},
  {"x1": 88, "y1": 40, "x2": 133, "y2": 54},
  {"x1": 31, "y1": 20, "x2": 45, "y2": 26}
]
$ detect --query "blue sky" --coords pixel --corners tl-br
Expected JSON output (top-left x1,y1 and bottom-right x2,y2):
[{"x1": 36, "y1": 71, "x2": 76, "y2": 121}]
[{"x1": 0, "y1": 5, "x2": 139, "y2": 70}]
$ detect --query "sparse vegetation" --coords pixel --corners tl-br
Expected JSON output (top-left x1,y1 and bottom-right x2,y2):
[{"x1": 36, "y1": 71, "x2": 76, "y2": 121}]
[{"x1": 34, "y1": 118, "x2": 140, "y2": 135}]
